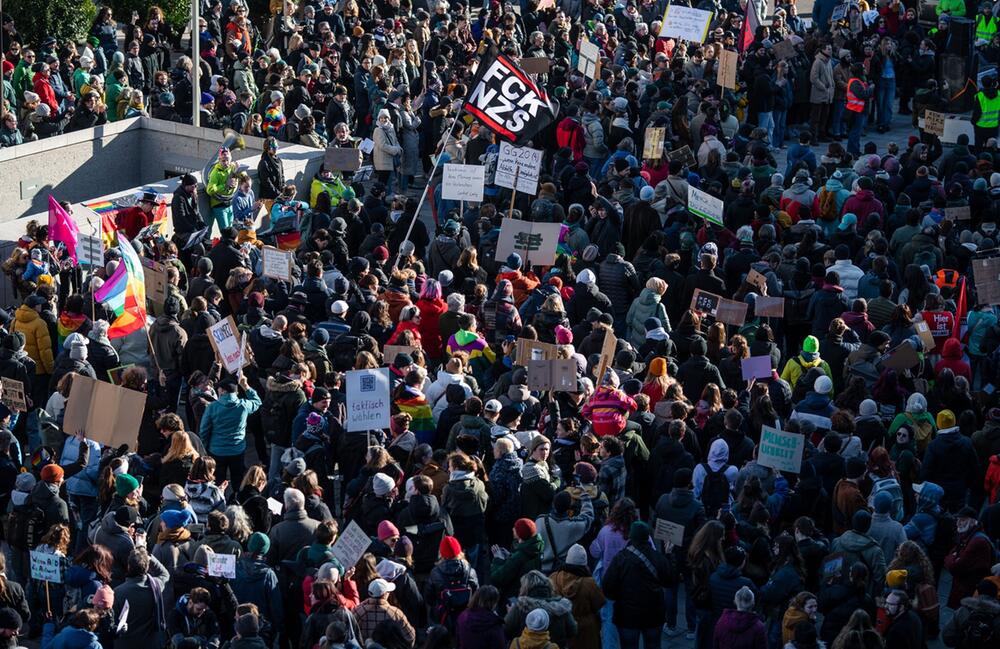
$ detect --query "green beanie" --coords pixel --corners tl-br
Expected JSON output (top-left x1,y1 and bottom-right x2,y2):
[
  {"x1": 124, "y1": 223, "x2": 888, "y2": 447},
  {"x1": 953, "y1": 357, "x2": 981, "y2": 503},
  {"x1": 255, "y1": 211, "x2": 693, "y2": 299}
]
[
  {"x1": 115, "y1": 474, "x2": 140, "y2": 498},
  {"x1": 247, "y1": 532, "x2": 271, "y2": 555},
  {"x1": 628, "y1": 521, "x2": 651, "y2": 544},
  {"x1": 802, "y1": 335, "x2": 820, "y2": 354}
]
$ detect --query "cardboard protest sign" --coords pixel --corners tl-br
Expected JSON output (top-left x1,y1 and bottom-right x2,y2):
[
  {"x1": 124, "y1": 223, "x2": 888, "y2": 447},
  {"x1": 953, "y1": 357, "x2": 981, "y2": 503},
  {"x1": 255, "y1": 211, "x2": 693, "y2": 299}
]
[
  {"x1": 974, "y1": 256, "x2": 1000, "y2": 305},
  {"x1": 0, "y1": 378, "x2": 26, "y2": 412},
  {"x1": 691, "y1": 289, "x2": 721, "y2": 316},
  {"x1": 715, "y1": 299, "x2": 748, "y2": 326},
  {"x1": 654, "y1": 519, "x2": 685, "y2": 547},
  {"x1": 688, "y1": 186, "x2": 724, "y2": 226},
  {"x1": 577, "y1": 38, "x2": 601, "y2": 79},
  {"x1": 914, "y1": 320, "x2": 936, "y2": 353},
  {"x1": 757, "y1": 426, "x2": 805, "y2": 473},
  {"x1": 924, "y1": 111, "x2": 945, "y2": 137},
  {"x1": 330, "y1": 520, "x2": 372, "y2": 570},
  {"x1": 62, "y1": 375, "x2": 146, "y2": 450},
  {"x1": 668, "y1": 145, "x2": 697, "y2": 169},
  {"x1": 383, "y1": 345, "x2": 419, "y2": 364},
  {"x1": 207, "y1": 554, "x2": 237, "y2": 579},
  {"x1": 324, "y1": 147, "x2": 363, "y2": 171},
  {"x1": 745, "y1": 268, "x2": 768, "y2": 293},
  {"x1": 495, "y1": 219, "x2": 562, "y2": 267},
  {"x1": 346, "y1": 368, "x2": 391, "y2": 432},
  {"x1": 772, "y1": 39, "x2": 796, "y2": 59},
  {"x1": 442, "y1": 164, "x2": 486, "y2": 202},
  {"x1": 741, "y1": 356, "x2": 773, "y2": 381},
  {"x1": 30, "y1": 551, "x2": 64, "y2": 583},
  {"x1": 141, "y1": 258, "x2": 168, "y2": 306},
  {"x1": 882, "y1": 342, "x2": 921, "y2": 370},
  {"x1": 207, "y1": 316, "x2": 249, "y2": 374},
  {"x1": 495, "y1": 142, "x2": 544, "y2": 195},
  {"x1": 754, "y1": 296, "x2": 786, "y2": 318},
  {"x1": 77, "y1": 234, "x2": 103, "y2": 267},
  {"x1": 943, "y1": 206, "x2": 970, "y2": 221},
  {"x1": 515, "y1": 339, "x2": 558, "y2": 367},
  {"x1": 643, "y1": 127, "x2": 666, "y2": 160},
  {"x1": 659, "y1": 5, "x2": 713, "y2": 42},
  {"x1": 261, "y1": 246, "x2": 294, "y2": 282},
  {"x1": 520, "y1": 57, "x2": 551, "y2": 74},
  {"x1": 717, "y1": 49, "x2": 738, "y2": 90},
  {"x1": 595, "y1": 332, "x2": 617, "y2": 386},
  {"x1": 527, "y1": 359, "x2": 578, "y2": 392}
]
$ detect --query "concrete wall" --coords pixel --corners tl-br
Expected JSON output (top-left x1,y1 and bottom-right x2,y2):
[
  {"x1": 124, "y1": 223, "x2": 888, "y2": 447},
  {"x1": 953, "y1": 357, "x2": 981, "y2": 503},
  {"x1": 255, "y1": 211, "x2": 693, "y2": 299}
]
[{"x1": 0, "y1": 118, "x2": 327, "y2": 307}]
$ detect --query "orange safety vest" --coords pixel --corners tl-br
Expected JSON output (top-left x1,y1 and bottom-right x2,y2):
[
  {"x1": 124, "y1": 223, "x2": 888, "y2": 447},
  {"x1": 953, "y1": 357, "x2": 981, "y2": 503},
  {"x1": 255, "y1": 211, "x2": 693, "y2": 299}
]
[
  {"x1": 934, "y1": 269, "x2": 961, "y2": 291},
  {"x1": 846, "y1": 78, "x2": 866, "y2": 112}
]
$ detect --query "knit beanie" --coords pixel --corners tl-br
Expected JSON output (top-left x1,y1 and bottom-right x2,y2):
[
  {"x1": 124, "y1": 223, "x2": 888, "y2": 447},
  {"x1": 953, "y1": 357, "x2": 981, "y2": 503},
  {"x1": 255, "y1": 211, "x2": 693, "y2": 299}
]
[
  {"x1": 873, "y1": 491, "x2": 893, "y2": 514},
  {"x1": 565, "y1": 544, "x2": 588, "y2": 567},
  {"x1": 513, "y1": 518, "x2": 537, "y2": 540},
  {"x1": 248, "y1": 532, "x2": 271, "y2": 555},
  {"x1": 628, "y1": 521, "x2": 651, "y2": 544},
  {"x1": 439, "y1": 535, "x2": 462, "y2": 559}
]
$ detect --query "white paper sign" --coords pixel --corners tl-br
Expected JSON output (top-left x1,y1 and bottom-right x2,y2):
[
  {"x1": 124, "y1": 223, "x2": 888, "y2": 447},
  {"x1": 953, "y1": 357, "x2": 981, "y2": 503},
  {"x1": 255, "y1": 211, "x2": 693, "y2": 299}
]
[
  {"x1": 757, "y1": 426, "x2": 805, "y2": 473},
  {"x1": 207, "y1": 553, "x2": 237, "y2": 579},
  {"x1": 495, "y1": 142, "x2": 543, "y2": 195},
  {"x1": 659, "y1": 6, "x2": 714, "y2": 42},
  {"x1": 688, "y1": 186, "x2": 724, "y2": 226},
  {"x1": 261, "y1": 245, "x2": 294, "y2": 282},
  {"x1": 654, "y1": 519, "x2": 685, "y2": 547},
  {"x1": 208, "y1": 317, "x2": 244, "y2": 374},
  {"x1": 116, "y1": 600, "x2": 129, "y2": 633},
  {"x1": 30, "y1": 551, "x2": 64, "y2": 583},
  {"x1": 77, "y1": 234, "x2": 104, "y2": 267},
  {"x1": 442, "y1": 164, "x2": 486, "y2": 202},
  {"x1": 942, "y1": 116, "x2": 975, "y2": 144},
  {"x1": 495, "y1": 219, "x2": 563, "y2": 267},
  {"x1": 330, "y1": 520, "x2": 372, "y2": 570},
  {"x1": 266, "y1": 497, "x2": 283, "y2": 516},
  {"x1": 577, "y1": 39, "x2": 601, "y2": 79},
  {"x1": 359, "y1": 138, "x2": 375, "y2": 155},
  {"x1": 345, "y1": 367, "x2": 391, "y2": 432}
]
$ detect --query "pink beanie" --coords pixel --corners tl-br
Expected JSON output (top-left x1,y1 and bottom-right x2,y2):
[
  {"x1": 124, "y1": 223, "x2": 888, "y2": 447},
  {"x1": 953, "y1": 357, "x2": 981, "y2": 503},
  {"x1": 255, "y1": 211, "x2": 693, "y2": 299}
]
[
  {"x1": 378, "y1": 520, "x2": 400, "y2": 542},
  {"x1": 555, "y1": 325, "x2": 573, "y2": 345}
]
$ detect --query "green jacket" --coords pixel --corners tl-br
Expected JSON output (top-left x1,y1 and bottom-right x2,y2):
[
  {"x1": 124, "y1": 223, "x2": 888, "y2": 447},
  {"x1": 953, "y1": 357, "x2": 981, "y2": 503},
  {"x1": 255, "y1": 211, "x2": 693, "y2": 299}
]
[
  {"x1": 12, "y1": 60, "x2": 32, "y2": 104},
  {"x1": 206, "y1": 162, "x2": 238, "y2": 207},
  {"x1": 106, "y1": 78, "x2": 126, "y2": 122},
  {"x1": 490, "y1": 534, "x2": 544, "y2": 596},
  {"x1": 936, "y1": 0, "x2": 965, "y2": 15}
]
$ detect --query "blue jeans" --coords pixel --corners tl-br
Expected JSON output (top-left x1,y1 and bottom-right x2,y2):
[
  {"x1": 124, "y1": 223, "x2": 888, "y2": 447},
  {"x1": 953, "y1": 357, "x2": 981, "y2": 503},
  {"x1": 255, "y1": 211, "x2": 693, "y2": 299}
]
[
  {"x1": 618, "y1": 626, "x2": 662, "y2": 649},
  {"x1": 758, "y1": 111, "x2": 774, "y2": 142},
  {"x1": 877, "y1": 76, "x2": 896, "y2": 129},
  {"x1": 772, "y1": 109, "x2": 787, "y2": 148},
  {"x1": 847, "y1": 109, "x2": 866, "y2": 156},
  {"x1": 664, "y1": 573, "x2": 696, "y2": 631},
  {"x1": 831, "y1": 99, "x2": 846, "y2": 136}
]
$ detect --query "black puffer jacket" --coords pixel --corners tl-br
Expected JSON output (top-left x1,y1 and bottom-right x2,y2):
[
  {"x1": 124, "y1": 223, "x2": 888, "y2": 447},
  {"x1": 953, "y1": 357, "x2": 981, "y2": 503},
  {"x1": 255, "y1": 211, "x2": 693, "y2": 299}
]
[{"x1": 598, "y1": 255, "x2": 641, "y2": 319}]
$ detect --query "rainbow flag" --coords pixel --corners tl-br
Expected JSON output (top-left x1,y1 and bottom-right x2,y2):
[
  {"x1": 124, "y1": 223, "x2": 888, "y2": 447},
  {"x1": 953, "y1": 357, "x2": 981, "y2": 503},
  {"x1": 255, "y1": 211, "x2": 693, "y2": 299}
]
[
  {"x1": 57, "y1": 312, "x2": 88, "y2": 351},
  {"x1": 395, "y1": 387, "x2": 435, "y2": 443},
  {"x1": 94, "y1": 234, "x2": 147, "y2": 338},
  {"x1": 84, "y1": 200, "x2": 120, "y2": 249}
]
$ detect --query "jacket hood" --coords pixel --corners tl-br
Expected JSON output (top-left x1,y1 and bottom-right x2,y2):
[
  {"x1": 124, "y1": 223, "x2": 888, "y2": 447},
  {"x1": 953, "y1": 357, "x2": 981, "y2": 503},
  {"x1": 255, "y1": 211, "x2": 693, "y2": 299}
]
[
  {"x1": 507, "y1": 384, "x2": 530, "y2": 402},
  {"x1": 708, "y1": 438, "x2": 730, "y2": 469},
  {"x1": 719, "y1": 609, "x2": 762, "y2": 633},
  {"x1": 513, "y1": 594, "x2": 574, "y2": 617},
  {"x1": 15, "y1": 305, "x2": 39, "y2": 325},
  {"x1": 959, "y1": 595, "x2": 1000, "y2": 615},
  {"x1": 915, "y1": 482, "x2": 943, "y2": 510},
  {"x1": 266, "y1": 375, "x2": 303, "y2": 392},
  {"x1": 638, "y1": 287, "x2": 661, "y2": 306},
  {"x1": 941, "y1": 337, "x2": 962, "y2": 359},
  {"x1": 825, "y1": 179, "x2": 845, "y2": 192},
  {"x1": 51, "y1": 626, "x2": 100, "y2": 649},
  {"x1": 836, "y1": 530, "x2": 877, "y2": 552},
  {"x1": 454, "y1": 329, "x2": 478, "y2": 346}
]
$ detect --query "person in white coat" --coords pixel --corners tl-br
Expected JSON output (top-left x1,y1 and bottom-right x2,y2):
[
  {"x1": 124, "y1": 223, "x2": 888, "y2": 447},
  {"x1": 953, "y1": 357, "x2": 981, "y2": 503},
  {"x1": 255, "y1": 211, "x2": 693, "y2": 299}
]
[{"x1": 373, "y1": 108, "x2": 403, "y2": 193}]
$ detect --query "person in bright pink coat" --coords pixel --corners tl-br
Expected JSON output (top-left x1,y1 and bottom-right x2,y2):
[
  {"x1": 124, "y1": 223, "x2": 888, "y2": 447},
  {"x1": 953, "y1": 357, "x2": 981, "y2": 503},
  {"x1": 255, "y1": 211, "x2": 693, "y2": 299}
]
[{"x1": 581, "y1": 372, "x2": 637, "y2": 437}]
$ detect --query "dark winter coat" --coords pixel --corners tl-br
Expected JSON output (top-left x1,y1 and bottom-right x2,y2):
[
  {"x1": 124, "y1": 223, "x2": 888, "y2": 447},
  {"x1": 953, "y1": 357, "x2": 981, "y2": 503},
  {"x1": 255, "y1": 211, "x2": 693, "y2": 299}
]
[{"x1": 601, "y1": 543, "x2": 675, "y2": 628}]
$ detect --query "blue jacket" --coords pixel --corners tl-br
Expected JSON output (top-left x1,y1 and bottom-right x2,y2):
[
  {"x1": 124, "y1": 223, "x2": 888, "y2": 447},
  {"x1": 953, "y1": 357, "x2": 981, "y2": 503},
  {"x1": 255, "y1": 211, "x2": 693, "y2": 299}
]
[
  {"x1": 199, "y1": 388, "x2": 261, "y2": 456},
  {"x1": 60, "y1": 437, "x2": 102, "y2": 497},
  {"x1": 232, "y1": 556, "x2": 283, "y2": 634},
  {"x1": 904, "y1": 482, "x2": 944, "y2": 548},
  {"x1": 785, "y1": 144, "x2": 817, "y2": 177},
  {"x1": 291, "y1": 403, "x2": 329, "y2": 445},
  {"x1": 42, "y1": 623, "x2": 101, "y2": 649},
  {"x1": 709, "y1": 563, "x2": 756, "y2": 617}
]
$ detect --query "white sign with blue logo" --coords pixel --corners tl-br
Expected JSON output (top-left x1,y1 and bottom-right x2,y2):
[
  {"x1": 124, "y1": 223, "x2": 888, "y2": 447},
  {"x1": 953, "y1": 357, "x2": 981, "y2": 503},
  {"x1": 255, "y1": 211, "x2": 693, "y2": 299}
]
[{"x1": 346, "y1": 367, "x2": 391, "y2": 432}]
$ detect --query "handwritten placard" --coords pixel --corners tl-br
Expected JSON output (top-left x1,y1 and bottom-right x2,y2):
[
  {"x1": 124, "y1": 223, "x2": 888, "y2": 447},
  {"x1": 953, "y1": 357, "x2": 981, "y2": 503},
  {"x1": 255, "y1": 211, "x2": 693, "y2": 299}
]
[
  {"x1": 689, "y1": 186, "x2": 724, "y2": 226},
  {"x1": 757, "y1": 426, "x2": 805, "y2": 473},
  {"x1": 30, "y1": 551, "x2": 64, "y2": 583},
  {"x1": 261, "y1": 245, "x2": 294, "y2": 282},
  {"x1": 924, "y1": 111, "x2": 945, "y2": 137},
  {"x1": 1, "y1": 378, "x2": 26, "y2": 412},
  {"x1": 654, "y1": 519, "x2": 685, "y2": 547},
  {"x1": 495, "y1": 142, "x2": 543, "y2": 195},
  {"x1": 207, "y1": 553, "x2": 236, "y2": 579},
  {"x1": 207, "y1": 316, "x2": 249, "y2": 374},
  {"x1": 442, "y1": 164, "x2": 486, "y2": 202},
  {"x1": 659, "y1": 5, "x2": 713, "y2": 42},
  {"x1": 330, "y1": 520, "x2": 372, "y2": 571}
]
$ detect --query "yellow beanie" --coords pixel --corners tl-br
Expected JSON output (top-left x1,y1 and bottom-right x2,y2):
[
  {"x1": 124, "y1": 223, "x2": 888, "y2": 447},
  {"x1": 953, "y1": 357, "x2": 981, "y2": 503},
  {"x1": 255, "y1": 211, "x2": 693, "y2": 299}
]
[
  {"x1": 936, "y1": 410, "x2": 956, "y2": 430},
  {"x1": 886, "y1": 569, "x2": 908, "y2": 588}
]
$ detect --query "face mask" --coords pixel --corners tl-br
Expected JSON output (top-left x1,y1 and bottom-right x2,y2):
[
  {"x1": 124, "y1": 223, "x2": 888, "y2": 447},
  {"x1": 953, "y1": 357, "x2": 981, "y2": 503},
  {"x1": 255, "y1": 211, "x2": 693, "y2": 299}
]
[{"x1": 390, "y1": 210, "x2": 403, "y2": 223}]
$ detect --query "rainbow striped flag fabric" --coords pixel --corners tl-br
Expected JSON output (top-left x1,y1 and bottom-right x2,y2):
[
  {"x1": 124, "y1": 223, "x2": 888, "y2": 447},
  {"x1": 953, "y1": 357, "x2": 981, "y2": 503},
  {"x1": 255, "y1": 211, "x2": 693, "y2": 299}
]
[{"x1": 94, "y1": 234, "x2": 147, "y2": 338}]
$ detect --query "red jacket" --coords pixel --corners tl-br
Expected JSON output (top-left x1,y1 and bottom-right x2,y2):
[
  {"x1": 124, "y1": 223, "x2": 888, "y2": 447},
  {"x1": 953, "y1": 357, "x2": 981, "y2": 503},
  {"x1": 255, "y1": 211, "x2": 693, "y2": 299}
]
[
  {"x1": 32, "y1": 72, "x2": 58, "y2": 113},
  {"x1": 944, "y1": 529, "x2": 995, "y2": 607},
  {"x1": 934, "y1": 338, "x2": 971, "y2": 382},
  {"x1": 415, "y1": 297, "x2": 447, "y2": 359},
  {"x1": 114, "y1": 206, "x2": 150, "y2": 240},
  {"x1": 555, "y1": 117, "x2": 586, "y2": 162},
  {"x1": 985, "y1": 455, "x2": 1000, "y2": 504},
  {"x1": 496, "y1": 270, "x2": 539, "y2": 308}
]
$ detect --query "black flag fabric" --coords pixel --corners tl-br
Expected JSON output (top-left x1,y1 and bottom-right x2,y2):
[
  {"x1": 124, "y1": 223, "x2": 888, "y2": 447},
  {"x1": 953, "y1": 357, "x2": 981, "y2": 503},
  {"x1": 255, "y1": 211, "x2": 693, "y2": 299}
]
[{"x1": 462, "y1": 49, "x2": 558, "y2": 145}]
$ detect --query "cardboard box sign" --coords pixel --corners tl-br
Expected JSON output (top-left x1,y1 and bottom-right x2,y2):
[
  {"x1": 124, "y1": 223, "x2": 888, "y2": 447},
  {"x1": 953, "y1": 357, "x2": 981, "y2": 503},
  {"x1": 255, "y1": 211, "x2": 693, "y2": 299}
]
[
  {"x1": 324, "y1": 147, "x2": 363, "y2": 171},
  {"x1": 383, "y1": 344, "x2": 419, "y2": 365},
  {"x1": 643, "y1": 127, "x2": 666, "y2": 160},
  {"x1": 1, "y1": 378, "x2": 26, "y2": 412},
  {"x1": 527, "y1": 359, "x2": 578, "y2": 392},
  {"x1": 515, "y1": 339, "x2": 558, "y2": 367},
  {"x1": 141, "y1": 258, "x2": 168, "y2": 306},
  {"x1": 754, "y1": 296, "x2": 786, "y2": 318},
  {"x1": 62, "y1": 375, "x2": 146, "y2": 450},
  {"x1": 882, "y1": 342, "x2": 920, "y2": 370},
  {"x1": 717, "y1": 49, "x2": 738, "y2": 90},
  {"x1": 520, "y1": 57, "x2": 551, "y2": 74}
]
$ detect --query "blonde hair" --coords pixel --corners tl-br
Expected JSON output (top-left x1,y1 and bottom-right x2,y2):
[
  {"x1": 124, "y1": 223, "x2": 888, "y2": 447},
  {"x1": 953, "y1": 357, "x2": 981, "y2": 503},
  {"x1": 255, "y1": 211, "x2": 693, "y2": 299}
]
[{"x1": 163, "y1": 430, "x2": 199, "y2": 463}]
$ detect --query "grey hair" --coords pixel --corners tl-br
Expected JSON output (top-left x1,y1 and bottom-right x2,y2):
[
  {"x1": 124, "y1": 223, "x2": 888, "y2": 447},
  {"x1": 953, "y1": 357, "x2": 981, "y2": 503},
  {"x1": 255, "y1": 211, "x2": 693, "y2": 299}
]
[
  {"x1": 284, "y1": 487, "x2": 305, "y2": 511},
  {"x1": 735, "y1": 586, "x2": 755, "y2": 611},
  {"x1": 519, "y1": 570, "x2": 553, "y2": 597},
  {"x1": 225, "y1": 505, "x2": 253, "y2": 544}
]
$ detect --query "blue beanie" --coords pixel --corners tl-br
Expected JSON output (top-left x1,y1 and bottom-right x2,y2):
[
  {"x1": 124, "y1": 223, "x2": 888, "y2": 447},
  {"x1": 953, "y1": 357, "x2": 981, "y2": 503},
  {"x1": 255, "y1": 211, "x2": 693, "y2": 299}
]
[
  {"x1": 311, "y1": 328, "x2": 330, "y2": 345},
  {"x1": 161, "y1": 508, "x2": 194, "y2": 530},
  {"x1": 873, "y1": 490, "x2": 893, "y2": 514}
]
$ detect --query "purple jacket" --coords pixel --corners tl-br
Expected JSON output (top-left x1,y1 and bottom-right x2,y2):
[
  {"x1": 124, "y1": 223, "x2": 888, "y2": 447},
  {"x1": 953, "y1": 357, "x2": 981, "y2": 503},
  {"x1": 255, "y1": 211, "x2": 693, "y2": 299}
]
[
  {"x1": 713, "y1": 609, "x2": 767, "y2": 649},
  {"x1": 456, "y1": 607, "x2": 506, "y2": 649}
]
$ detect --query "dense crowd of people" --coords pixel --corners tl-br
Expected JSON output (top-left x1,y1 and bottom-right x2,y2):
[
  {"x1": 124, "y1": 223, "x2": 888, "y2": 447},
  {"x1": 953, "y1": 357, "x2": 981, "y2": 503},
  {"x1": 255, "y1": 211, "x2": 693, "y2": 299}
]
[{"x1": 3, "y1": 1, "x2": 1000, "y2": 649}]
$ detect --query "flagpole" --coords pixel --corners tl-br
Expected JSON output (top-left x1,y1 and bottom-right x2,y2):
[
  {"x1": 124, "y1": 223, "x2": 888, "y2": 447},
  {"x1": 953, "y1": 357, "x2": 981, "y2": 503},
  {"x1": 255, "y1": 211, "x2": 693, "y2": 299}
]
[
  {"x1": 393, "y1": 103, "x2": 466, "y2": 270},
  {"x1": 88, "y1": 219, "x2": 98, "y2": 324}
]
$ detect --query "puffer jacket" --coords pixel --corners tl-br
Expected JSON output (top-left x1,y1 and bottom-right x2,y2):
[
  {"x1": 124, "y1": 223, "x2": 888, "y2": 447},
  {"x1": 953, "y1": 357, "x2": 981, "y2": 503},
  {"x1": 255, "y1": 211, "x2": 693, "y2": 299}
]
[
  {"x1": 549, "y1": 566, "x2": 606, "y2": 649},
  {"x1": 184, "y1": 481, "x2": 226, "y2": 523},
  {"x1": 841, "y1": 190, "x2": 885, "y2": 222},
  {"x1": 581, "y1": 111, "x2": 607, "y2": 159},
  {"x1": 198, "y1": 387, "x2": 262, "y2": 456},
  {"x1": 504, "y1": 590, "x2": 578, "y2": 649},
  {"x1": 830, "y1": 530, "x2": 887, "y2": 590},
  {"x1": 625, "y1": 288, "x2": 669, "y2": 349},
  {"x1": 780, "y1": 181, "x2": 816, "y2": 220},
  {"x1": 13, "y1": 304, "x2": 54, "y2": 374},
  {"x1": 580, "y1": 386, "x2": 637, "y2": 437},
  {"x1": 426, "y1": 370, "x2": 474, "y2": 419}
]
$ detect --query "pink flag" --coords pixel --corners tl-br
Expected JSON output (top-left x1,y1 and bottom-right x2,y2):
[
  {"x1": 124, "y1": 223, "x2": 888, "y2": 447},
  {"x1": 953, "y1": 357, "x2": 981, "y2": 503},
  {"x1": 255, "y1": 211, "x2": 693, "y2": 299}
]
[{"x1": 47, "y1": 196, "x2": 80, "y2": 264}]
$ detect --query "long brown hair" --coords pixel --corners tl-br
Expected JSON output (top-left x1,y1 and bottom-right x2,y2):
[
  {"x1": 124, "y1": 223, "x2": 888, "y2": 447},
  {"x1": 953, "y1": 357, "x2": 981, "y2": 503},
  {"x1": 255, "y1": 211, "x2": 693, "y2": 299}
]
[{"x1": 688, "y1": 520, "x2": 725, "y2": 567}]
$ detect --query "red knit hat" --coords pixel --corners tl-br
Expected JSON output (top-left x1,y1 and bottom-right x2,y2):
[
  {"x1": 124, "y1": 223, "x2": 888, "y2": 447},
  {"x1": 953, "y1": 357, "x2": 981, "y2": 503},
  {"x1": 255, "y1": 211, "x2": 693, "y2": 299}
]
[
  {"x1": 439, "y1": 535, "x2": 462, "y2": 559},
  {"x1": 513, "y1": 518, "x2": 537, "y2": 540}
]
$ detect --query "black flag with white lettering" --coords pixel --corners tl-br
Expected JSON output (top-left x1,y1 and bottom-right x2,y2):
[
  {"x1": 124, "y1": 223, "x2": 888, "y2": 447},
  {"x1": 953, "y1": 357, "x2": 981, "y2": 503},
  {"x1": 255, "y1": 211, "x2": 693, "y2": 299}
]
[{"x1": 462, "y1": 49, "x2": 558, "y2": 145}]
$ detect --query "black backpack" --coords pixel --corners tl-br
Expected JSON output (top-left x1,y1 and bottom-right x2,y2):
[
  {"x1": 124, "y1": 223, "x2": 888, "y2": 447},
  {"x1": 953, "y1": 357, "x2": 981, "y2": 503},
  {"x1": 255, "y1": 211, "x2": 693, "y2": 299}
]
[
  {"x1": 961, "y1": 608, "x2": 1000, "y2": 649},
  {"x1": 927, "y1": 510, "x2": 957, "y2": 565},
  {"x1": 327, "y1": 334, "x2": 362, "y2": 372},
  {"x1": 433, "y1": 566, "x2": 472, "y2": 629},
  {"x1": 260, "y1": 393, "x2": 291, "y2": 447},
  {"x1": 700, "y1": 463, "x2": 731, "y2": 515},
  {"x1": 6, "y1": 500, "x2": 45, "y2": 550}
]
